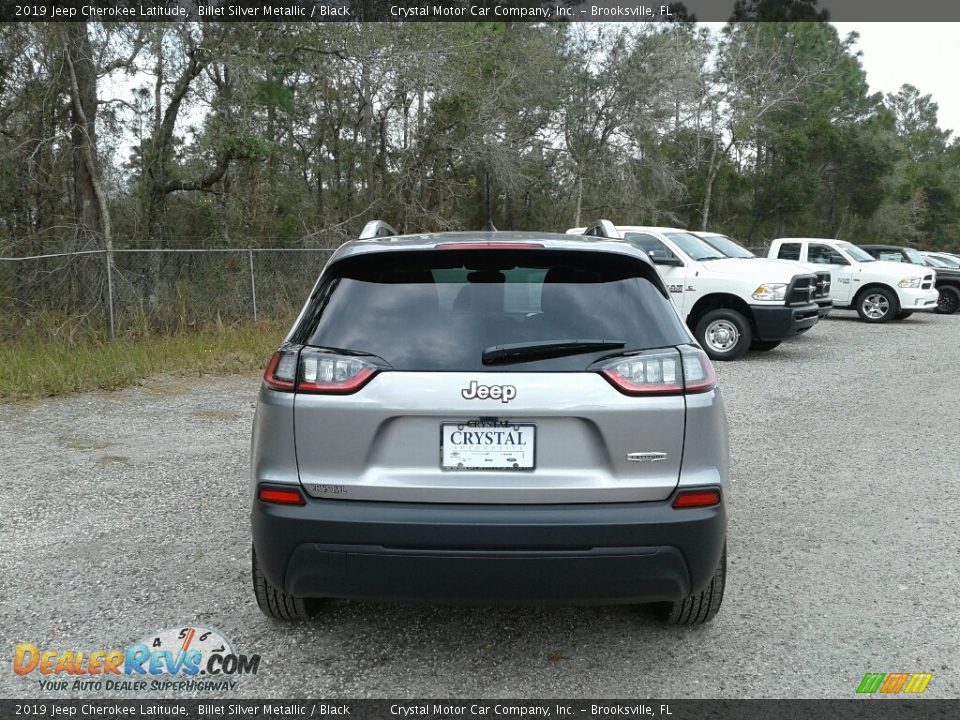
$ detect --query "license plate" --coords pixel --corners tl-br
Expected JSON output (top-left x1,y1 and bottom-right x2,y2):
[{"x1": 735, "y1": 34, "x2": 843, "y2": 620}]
[{"x1": 440, "y1": 422, "x2": 535, "y2": 471}]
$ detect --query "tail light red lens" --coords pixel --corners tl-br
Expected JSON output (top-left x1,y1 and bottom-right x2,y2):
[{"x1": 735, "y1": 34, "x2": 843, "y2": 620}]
[
  {"x1": 263, "y1": 348, "x2": 380, "y2": 394},
  {"x1": 257, "y1": 486, "x2": 306, "y2": 506},
  {"x1": 672, "y1": 488, "x2": 721, "y2": 509},
  {"x1": 600, "y1": 346, "x2": 716, "y2": 396},
  {"x1": 263, "y1": 350, "x2": 298, "y2": 391}
]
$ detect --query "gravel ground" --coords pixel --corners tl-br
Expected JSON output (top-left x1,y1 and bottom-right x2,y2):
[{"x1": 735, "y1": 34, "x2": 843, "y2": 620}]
[{"x1": 2, "y1": 309, "x2": 959, "y2": 699}]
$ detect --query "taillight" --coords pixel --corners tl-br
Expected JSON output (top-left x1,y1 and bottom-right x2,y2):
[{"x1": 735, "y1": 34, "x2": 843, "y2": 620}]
[
  {"x1": 600, "y1": 346, "x2": 715, "y2": 396},
  {"x1": 296, "y1": 349, "x2": 379, "y2": 394},
  {"x1": 680, "y1": 347, "x2": 717, "y2": 393},
  {"x1": 257, "y1": 485, "x2": 306, "y2": 506},
  {"x1": 263, "y1": 350, "x2": 298, "y2": 391},
  {"x1": 672, "y1": 488, "x2": 721, "y2": 509},
  {"x1": 263, "y1": 348, "x2": 379, "y2": 394},
  {"x1": 600, "y1": 349, "x2": 683, "y2": 395}
]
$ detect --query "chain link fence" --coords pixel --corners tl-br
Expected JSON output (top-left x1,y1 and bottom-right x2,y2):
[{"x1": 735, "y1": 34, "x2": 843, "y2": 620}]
[{"x1": 0, "y1": 248, "x2": 335, "y2": 341}]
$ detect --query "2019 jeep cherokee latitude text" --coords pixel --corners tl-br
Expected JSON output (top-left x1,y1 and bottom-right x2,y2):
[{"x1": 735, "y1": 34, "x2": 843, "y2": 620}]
[{"x1": 250, "y1": 227, "x2": 729, "y2": 625}]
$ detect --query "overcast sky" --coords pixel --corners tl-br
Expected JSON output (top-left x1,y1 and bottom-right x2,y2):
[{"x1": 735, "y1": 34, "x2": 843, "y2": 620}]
[
  {"x1": 697, "y1": 22, "x2": 958, "y2": 136},
  {"x1": 831, "y1": 23, "x2": 958, "y2": 136}
]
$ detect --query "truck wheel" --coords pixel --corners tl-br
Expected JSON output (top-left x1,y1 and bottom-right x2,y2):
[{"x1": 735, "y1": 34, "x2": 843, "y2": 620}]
[
  {"x1": 935, "y1": 286, "x2": 960, "y2": 314},
  {"x1": 895, "y1": 311, "x2": 914, "y2": 320},
  {"x1": 252, "y1": 545, "x2": 321, "y2": 621},
  {"x1": 856, "y1": 288, "x2": 898, "y2": 323},
  {"x1": 750, "y1": 340, "x2": 781, "y2": 352},
  {"x1": 656, "y1": 544, "x2": 726, "y2": 625},
  {"x1": 695, "y1": 309, "x2": 752, "y2": 361}
]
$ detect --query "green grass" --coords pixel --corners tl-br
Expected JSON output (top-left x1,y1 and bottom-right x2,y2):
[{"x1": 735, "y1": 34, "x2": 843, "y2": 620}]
[{"x1": 0, "y1": 322, "x2": 289, "y2": 399}]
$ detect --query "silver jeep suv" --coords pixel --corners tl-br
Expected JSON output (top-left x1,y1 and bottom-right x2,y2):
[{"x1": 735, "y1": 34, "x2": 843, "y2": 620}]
[{"x1": 250, "y1": 222, "x2": 729, "y2": 624}]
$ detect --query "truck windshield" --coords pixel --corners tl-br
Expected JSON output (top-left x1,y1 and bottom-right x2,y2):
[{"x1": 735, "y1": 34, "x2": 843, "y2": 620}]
[
  {"x1": 929, "y1": 254, "x2": 960, "y2": 268},
  {"x1": 903, "y1": 248, "x2": 925, "y2": 265},
  {"x1": 663, "y1": 232, "x2": 725, "y2": 261},
  {"x1": 699, "y1": 234, "x2": 755, "y2": 259},
  {"x1": 836, "y1": 242, "x2": 875, "y2": 262}
]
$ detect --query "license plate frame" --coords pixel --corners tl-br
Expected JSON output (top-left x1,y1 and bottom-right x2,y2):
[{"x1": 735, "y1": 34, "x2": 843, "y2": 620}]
[{"x1": 440, "y1": 421, "x2": 536, "y2": 472}]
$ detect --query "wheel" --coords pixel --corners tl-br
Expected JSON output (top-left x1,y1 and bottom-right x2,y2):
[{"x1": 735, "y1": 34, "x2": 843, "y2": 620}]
[
  {"x1": 895, "y1": 311, "x2": 914, "y2": 320},
  {"x1": 856, "y1": 287, "x2": 899, "y2": 323},
  {"x1": 935, "y1": 285, "x2": 960, "y2": 314},
  {"x1": 694, "y1": 309, "x2": 752, "y2": 361},
  {"x1": 252, "y1": 545, "x2": 321, "y2": 621},
  {"x1": 750, "y1": 340, "x2": 781, "y2": 352},
  {"x1": 655, "y1": 544, "x2": 726, "y2": 625}
]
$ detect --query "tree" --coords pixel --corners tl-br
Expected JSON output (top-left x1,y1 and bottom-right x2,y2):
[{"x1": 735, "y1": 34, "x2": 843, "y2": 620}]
[{"x1": 886, "y1": 84, "x2": 951, "y2": 162}]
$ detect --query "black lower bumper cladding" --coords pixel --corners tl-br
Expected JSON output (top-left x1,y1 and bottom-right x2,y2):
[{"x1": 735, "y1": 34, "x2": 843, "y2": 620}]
[{"x1": 252, "y1": 492, "x2": 726, "y2": 604}]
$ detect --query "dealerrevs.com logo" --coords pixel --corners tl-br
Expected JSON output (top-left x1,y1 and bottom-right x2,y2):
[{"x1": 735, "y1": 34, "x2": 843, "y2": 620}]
[{"x1": 14, "y1": 626, "x2": 260, "y2": 692}]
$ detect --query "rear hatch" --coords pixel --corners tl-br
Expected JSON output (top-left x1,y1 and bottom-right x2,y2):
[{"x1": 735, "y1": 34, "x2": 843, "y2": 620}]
[{"x1": 278, "y1": 246, "x2": 709, "y2": 504}]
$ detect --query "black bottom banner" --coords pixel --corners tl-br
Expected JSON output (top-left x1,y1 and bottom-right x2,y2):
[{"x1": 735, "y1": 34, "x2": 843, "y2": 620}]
[{"x1": 1, "y1": 700, "x2": 957, "y2": 720}]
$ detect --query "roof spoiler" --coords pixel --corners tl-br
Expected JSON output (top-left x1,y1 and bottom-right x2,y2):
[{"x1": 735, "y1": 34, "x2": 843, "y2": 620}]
[
  {"x1": 359, "y1": 220, "x2": 398, "y2": 240},
  {"x1": 582, "y1": 219, "x2": 622, "y2": 239}
]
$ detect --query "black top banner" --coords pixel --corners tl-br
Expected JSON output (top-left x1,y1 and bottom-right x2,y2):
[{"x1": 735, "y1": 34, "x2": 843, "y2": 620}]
[
  {"x1": 0, "y1": 0, "x2": 954, "y2": 22},
  {"x1": 1, "y1": 700, "x2": 959, "y2": 720}
]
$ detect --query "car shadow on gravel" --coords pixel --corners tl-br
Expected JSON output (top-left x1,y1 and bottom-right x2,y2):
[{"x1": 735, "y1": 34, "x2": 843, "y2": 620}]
[
  {"x1": 819, "y1": 312, "x2": 933, "y2": 323},
  {"x1": 724, "y1": 344, "x2": 823, "y2": 363},
  {"x1": 269, "y1": 598, "x2": 695, "y2": 639},
  {"x1": 236, "y1": 600, "x2": 728, "y2": 696}
]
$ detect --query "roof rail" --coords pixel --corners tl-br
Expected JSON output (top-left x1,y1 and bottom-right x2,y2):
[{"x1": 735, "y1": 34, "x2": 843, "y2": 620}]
[
  {"x1": 582, "y1": 219, "x2": 622, "y2": 239},
  {"x1": 359, "y1": 220, "x2": 398, "y2": 240}
]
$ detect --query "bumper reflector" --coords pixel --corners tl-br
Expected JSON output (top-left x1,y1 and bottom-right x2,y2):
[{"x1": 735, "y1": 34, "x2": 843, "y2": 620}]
[
  {"x1": 672, "y1": 488, "x2": 721, "y2": 509},
  {"x1": 258, "y1": 486, "x2": 306, "y2": 506}
]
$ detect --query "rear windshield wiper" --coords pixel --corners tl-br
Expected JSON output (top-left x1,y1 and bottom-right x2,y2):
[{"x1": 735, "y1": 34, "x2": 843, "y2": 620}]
[{"x1": 482, "y1": 339, "x2": 625, "y2": 366}]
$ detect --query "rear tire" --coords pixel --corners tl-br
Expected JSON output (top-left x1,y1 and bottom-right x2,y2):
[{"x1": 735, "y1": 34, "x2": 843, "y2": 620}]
[
  {"x1": 655, "y1": 544, "x2": 726, "y2": 625},
  {"x1": 252, "y1": 545, "x2": 321, "y2": 621},
  {"x1": 856, "y1": 287, "x2": 898, "y2": 323},
  {"x1": 694, "y1": 309, "x2": 752, "y2": 361},
  {"x1": 935, "y1": 285, "x2": 960, "y2": 314},
  {"x1": 750, "y1": 340, "x2": 781, "y2": 352}
]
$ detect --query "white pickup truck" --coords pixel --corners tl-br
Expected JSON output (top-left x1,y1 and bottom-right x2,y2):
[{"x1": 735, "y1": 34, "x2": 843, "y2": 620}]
[
  {"x1": 568, "y1": 222, "x2": 822, "y2": 360},
  {"x1": 693, "y1": 231, "x2": 833, "y2": 318},
  {"x1": 768, "y1": 238, "x2": 939, "y2": 323}
]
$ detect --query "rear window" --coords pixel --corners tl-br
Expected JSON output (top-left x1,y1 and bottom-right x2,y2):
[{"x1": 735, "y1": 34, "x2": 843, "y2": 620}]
[
  {"x1": 291, "y1": 249, "x2": 690, "y2": 371},
  {"x1": 777, "y1": 243, "x2": 802, "y2": 261}
]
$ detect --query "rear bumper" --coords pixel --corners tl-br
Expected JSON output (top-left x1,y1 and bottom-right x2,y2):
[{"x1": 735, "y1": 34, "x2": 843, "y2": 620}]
[
  {"x1": 750, "y1": 303, "x2": 820, "y2": 341},
  {"x1": 251, "y1": 491, "x2": 726, "y2": 604}
]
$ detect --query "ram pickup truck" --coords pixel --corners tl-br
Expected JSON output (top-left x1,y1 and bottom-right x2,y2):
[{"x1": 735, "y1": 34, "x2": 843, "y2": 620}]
[
  {"x1": 567, "y1": 222, "x2": 821, "y2": 360},
  {"x1": 693, "y1": 231, "x2": 833, "y2": 318},
  {"x1": 768, "y1": 238, "x2": 939, "y2": 322},
  {"x1": 860, "y1": 244, "x2": 960, "y2": 315}
]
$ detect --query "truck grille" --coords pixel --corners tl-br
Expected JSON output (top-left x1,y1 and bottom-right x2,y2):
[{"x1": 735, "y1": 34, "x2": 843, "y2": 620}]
[
  {"x1": 786, "y1": 275, "x2": 817, "y2": 305},
  {"x1": 814, "y1": 271, "x2": 831, "y2": 298},
  {"x1": 922, "y1": 274, "x2": 934, "y2": 290}
]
